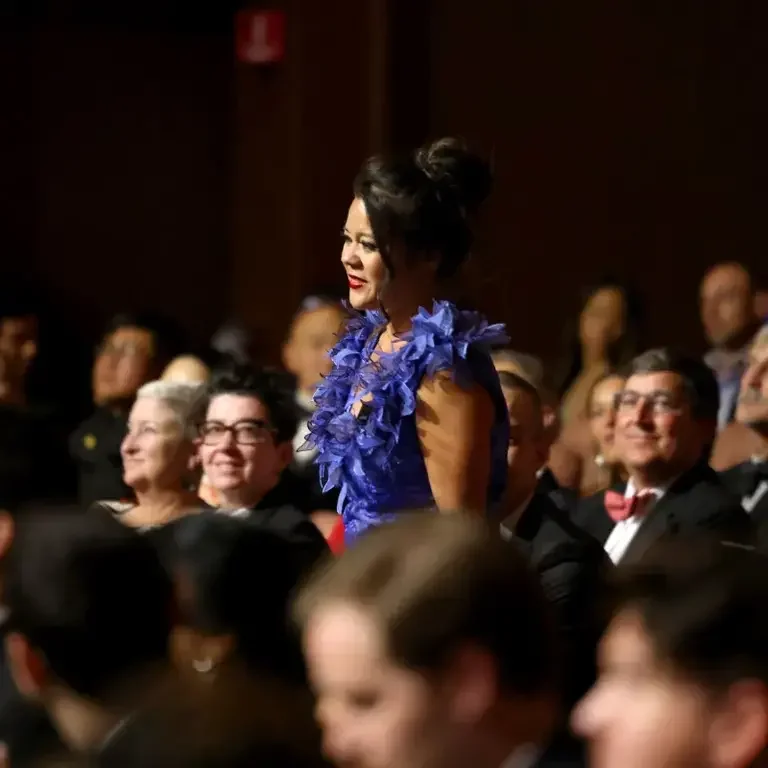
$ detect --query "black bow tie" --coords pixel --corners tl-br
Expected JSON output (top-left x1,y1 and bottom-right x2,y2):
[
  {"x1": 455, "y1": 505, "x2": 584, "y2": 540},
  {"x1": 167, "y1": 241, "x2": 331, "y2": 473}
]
[{"x1": 738, "y1": 461, "x2": 768, "y2": 498}]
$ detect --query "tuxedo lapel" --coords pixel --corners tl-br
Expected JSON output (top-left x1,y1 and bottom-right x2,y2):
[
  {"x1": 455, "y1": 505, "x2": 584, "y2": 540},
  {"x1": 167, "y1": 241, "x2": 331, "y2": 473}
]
[{"x1": 620, "y1": 466, "x2": 707, "y2": 564}]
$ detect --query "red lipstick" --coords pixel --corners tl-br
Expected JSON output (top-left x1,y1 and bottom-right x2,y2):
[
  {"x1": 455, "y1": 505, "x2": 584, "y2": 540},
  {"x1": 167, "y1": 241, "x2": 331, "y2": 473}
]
[{"x1": 348, "y1": 276, "x2": 366, "y2": 290}]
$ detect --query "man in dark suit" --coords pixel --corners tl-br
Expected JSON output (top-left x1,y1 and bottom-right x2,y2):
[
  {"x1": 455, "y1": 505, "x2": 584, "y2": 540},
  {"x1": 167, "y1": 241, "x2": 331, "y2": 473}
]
[
  {"x1": 498, "y1": 371, "x2": 611, "y2": 717},
  {"x1": 719, "y1": 325, "x2": 768, "y2": 525},
  {"x1": 574, "y1": 348, "x2": 751, "y2": 565}
]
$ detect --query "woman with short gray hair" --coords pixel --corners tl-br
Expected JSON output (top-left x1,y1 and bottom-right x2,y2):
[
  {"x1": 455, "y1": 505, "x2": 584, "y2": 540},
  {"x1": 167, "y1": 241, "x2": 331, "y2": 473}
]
[{"x1": 96, "y1": 380, "x2": 207, "y2": 532}]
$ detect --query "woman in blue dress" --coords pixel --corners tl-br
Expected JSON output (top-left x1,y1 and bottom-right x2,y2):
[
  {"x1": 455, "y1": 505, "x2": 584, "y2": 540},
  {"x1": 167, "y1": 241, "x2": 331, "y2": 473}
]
[{"x1": 306, "y1": 138, "x2": 509, "y2": 545}]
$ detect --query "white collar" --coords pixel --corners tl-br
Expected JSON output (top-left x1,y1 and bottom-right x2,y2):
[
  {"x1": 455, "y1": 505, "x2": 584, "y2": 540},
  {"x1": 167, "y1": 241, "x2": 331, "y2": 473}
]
[
  {"x1": 296, "y1": 390, "x2": 316, "y2": 412},
  {"x1": 625, "y1": 477, "x2": 671, "y2": 501},
  {"x1": 499, "y1": 493, "x2": 535, "y2": 539},
  {"x1": 500, "y1": 743, "x2": 541, "y2": 768}
]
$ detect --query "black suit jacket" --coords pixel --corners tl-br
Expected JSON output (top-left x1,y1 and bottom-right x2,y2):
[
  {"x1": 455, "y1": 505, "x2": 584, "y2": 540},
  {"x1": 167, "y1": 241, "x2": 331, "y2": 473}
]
[
  {"x1": 719, "y1": 461, "x2": 768, "y2": 526},
  {"x1": 505, "y1": 492, "x2": 613, "y2": 709},
  {"x1": 537, "y1": 468, "x2": 578, "y2": 513},
  {"x1": 574, "y1": 462, "x2": 753, "y2": 564}
]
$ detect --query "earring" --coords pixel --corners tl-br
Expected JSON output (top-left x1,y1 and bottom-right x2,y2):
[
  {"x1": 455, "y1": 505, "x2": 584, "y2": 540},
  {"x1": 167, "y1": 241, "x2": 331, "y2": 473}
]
[{"x1": 192, "y1": 657, "x2": 215, "y2": 675}]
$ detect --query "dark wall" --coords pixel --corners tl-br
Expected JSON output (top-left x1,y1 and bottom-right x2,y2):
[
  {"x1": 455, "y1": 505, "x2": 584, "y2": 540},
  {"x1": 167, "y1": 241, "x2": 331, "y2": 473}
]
[
  {"x1": 429, "y1": 0, "x2": 767, "y2": 361},
  {"x1": 1, "y1": 12, "x2": 233, "y2": 346},
  {"x1": 2, "y1": 1, "x2": 765, "y2": 366}
]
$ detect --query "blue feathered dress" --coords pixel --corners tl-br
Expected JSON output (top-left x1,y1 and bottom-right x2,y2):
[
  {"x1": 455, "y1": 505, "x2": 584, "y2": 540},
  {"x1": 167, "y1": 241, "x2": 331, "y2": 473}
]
[{"x1": 304, "y1": 300, "x2": 509, "y2": 544}]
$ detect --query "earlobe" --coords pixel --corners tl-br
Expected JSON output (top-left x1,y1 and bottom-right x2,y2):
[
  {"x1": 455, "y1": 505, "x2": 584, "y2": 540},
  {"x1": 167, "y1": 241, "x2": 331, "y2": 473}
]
[
  {"x1": 0, "y1": 513, "x2": 14, "y2": 559},
  {"x1": 709, "y1": 681, "x2": 768, "y2": 768},
  {"x1": 444, "y1": 645, "x2": 498, "y2": 725},
  {"x1": 5, "y1": 633, "x2": 46, "y2": 699}
]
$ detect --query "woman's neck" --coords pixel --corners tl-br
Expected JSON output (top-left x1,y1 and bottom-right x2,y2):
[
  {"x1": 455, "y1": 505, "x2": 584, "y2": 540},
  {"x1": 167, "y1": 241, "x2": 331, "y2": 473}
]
[
  {"x1": 132, "y1": 487, "x2": 198, "y2": 524},
  {"x1": 383, "y1": 288, "x2": 436, "y2": 336},
  {"x1": 581, "y1": 345, "x2": 608, "y2": 369}
]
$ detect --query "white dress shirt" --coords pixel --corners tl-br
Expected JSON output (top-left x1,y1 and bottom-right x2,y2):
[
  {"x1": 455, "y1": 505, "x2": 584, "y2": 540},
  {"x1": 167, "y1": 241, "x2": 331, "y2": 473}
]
[
  {"x1": 500, "y1": 743, "x2": 541, "y2": 768},
  {"x1": 293, "y1": 390, "x2": 317, "y2": 465},
  {"x1": 499, "y1": 493, "x2": 535, "y2": 541},
  {"x1": 742, "y1": 456, "x2": 768, "y2": 514},
  {"x1": 604, "y1": 480, "x2": 667, "y2": 564}
]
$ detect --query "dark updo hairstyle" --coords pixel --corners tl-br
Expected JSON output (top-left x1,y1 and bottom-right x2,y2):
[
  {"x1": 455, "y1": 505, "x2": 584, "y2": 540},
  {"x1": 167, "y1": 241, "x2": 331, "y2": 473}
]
[{"x1": 353, "y1": 137, "x2": 493, "y2": 280}]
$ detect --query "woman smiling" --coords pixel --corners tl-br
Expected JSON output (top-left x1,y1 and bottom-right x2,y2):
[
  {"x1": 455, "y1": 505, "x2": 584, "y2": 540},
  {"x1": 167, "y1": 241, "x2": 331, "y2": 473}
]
[{"x1": 97, "y1": 380, "x2": 206, "y2": 532}]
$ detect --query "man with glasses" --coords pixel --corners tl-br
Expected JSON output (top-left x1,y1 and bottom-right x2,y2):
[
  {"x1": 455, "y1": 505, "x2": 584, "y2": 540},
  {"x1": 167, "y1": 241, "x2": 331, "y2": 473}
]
[
  {"x1": 574, "y1": 348, "x2": 751, "y2": 564},
  {"x1": 199, "y1": 363, "x2": 328, "y2": 557}
]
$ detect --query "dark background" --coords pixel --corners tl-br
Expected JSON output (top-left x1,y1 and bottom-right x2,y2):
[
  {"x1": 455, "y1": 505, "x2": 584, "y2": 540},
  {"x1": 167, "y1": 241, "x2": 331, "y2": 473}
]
[{"x1": 2, "y1": 0, "x2": 765, "y2": 363}]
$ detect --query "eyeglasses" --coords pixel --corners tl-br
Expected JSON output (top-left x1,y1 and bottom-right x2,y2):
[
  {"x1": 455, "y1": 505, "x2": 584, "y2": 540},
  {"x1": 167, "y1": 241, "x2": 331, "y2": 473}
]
[
  {"x1": 614, "y1": 390, "x2": 683, "y2": 415},
  {"x1": 199, "y1": 419, "x2": 275, "y2": 446}
]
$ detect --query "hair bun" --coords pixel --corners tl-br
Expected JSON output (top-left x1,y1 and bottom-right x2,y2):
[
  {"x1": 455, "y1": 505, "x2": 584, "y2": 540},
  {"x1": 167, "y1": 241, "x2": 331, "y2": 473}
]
[{"x1": 415, "y1": 137, "x2": 493, "y2": 215}]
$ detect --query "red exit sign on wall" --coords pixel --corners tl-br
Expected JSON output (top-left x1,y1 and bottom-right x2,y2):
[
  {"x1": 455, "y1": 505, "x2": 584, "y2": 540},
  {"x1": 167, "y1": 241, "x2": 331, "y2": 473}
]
[{"x1": 236, "y1": 10, "x2": 286, "y2": 64}]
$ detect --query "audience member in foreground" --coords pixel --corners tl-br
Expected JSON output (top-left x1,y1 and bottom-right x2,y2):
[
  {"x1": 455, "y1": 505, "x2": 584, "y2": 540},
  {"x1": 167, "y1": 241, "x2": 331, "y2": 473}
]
[
  {"x1": 720, "y1": 325, "x2": 768, "y2": 525},
  {"x1": 573, "y1": 537, "x2": 768, "y2": 768},
  {"x1": 0, "y1": 506, "x2": 62, "y2": 764},
  {"x1": 575, "y1": 348, "x2": 751, "y2": 564},
  {"x1": 2, "y1": 509, "x2": 173, "y2": 761},
  {"x1": 97, "y1": 514, "x2": 328, "y2": 768},
  {"x1": 296, "y1": 514, "x2": 584, "y2": 768}
]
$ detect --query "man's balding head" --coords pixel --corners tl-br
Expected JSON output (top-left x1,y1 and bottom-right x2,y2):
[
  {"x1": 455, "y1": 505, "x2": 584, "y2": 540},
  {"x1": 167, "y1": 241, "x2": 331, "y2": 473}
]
[{"x1": 700, "y1": 262, "x2": 757, "y2": 348}]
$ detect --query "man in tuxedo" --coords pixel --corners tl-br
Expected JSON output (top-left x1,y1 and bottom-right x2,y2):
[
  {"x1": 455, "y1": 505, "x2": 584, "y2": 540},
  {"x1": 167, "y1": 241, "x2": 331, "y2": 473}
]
[
  {"x1": 574, "y1": 348, "x2": 751, "y2": 565},
  {"x1": 573, "y1": 538, "x2": 768, "y2": 768},
  {"x1": 491, "y1": 349, "x2": 579, "y2": 509},
  {"x1": 720, "y1": 325, "x2": 768, "y2": 525},
  {"x1": 498, "y1": 371, "x2": 611, "y2": 712}
]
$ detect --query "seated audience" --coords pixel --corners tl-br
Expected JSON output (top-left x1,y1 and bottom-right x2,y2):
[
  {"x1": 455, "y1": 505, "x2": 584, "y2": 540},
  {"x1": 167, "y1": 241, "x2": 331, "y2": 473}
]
[
  {"x1": 700, "y1": 262, "x2": 763, "y2": 429},
  {"x1": 575, "y1": 348, "x2": 751, "y2": 564},
  {"x1": 574, "y1": 371, "x2": 628, "y2": 497},
  {"x1": 499, "y1": 371, "x2": 611, "y2": 710},
  {"x1": 720, "y1": 325, "x2": 768, "y2": 525},
  {"x1": 169, "y1": 514, "x2": 316, "y2": 684},
  {"x1": 282, "y1": 295, "x2": 346, "y2": 537},
  {"x1": 98, "y1": 513, "x2": 328, "y2": 767},
  {"x1": 0, "y1": 289, "x2": 74, "y2": 509},
  {"x1": 93, "y1": 380, "x2": 206, "y2": 550},
  {"x1": 296, "y1": 514, "x2": 584, "y2": 768},
  {"x1": 492, "y1": 347, "x2": 579, "y2": 509},
  {"x1": 573, "y1": 537, "x2": 768, "y2": 768},
  {"x1": 70, "y1": 312, "x2": 184, "y2": 507},
  {"x1": 161, "y1": 355, "x2": 211, "y2": 385},
  {"x1": 555, "y1": 279, "x2": 643, "y2": 427},
  {"x1": 2, "y1": 509, "x2": 173, "y2": 761},
  {"x1": 199, "y1": 364, "x2": 329, "y2": 556}
]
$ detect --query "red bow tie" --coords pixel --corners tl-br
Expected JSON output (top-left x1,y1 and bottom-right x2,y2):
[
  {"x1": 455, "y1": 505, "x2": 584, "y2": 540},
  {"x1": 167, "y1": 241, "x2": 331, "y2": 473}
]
[{"x1": 604, "y1": 490, "x2": 654, "y2": 523}]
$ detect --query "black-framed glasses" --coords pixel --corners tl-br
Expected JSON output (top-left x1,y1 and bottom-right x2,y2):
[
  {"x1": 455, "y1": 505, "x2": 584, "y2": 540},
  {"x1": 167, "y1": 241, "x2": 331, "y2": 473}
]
[
  {"x1": 614, "y1": 390, "x2": 683, "y2": 415},
  {"x1": 199, "y1": 419, "x2": 275, "y2": 446}
]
